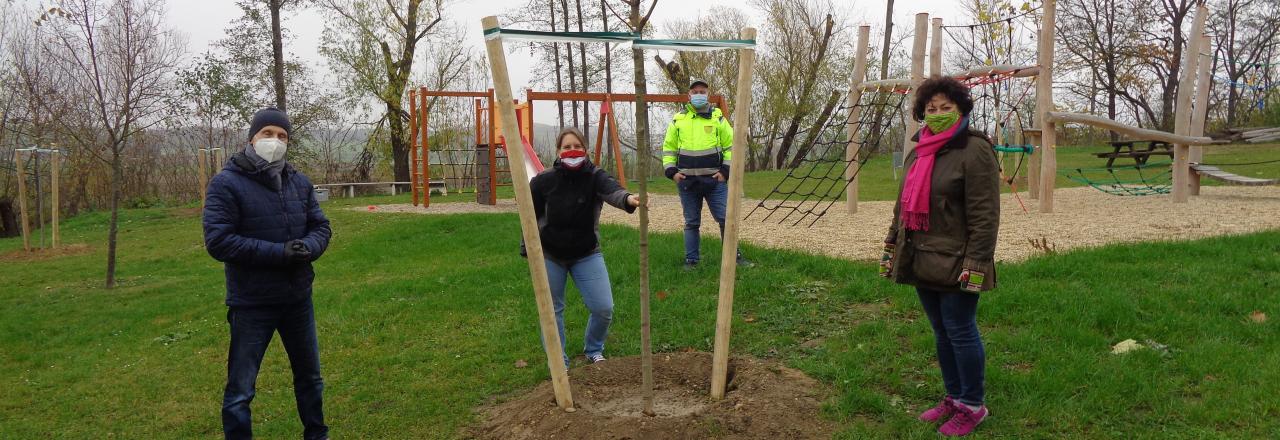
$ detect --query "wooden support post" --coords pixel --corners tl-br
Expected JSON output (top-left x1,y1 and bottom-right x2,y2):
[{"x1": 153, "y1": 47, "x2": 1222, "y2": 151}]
[
  {"x1": 930, "y1": 18, "x2": 943, "y2": 77},
  {"x1": 1172, "y1": 3, "x2": 1208, "y2": 204},
  {"x1": 846, "y1": 25, "x2": 871, "y2": 215},
  {"x1": 1189, "y1": 34, "x2": 1212, "y2": 196},
  {"x1": 593, "y1": 105, "x2": 607, "y2": 164},
  {"x1": 606, "y1": 100, "x2": 625, "y2": 187},
  {"x1": 51, "y1": 150, "x2": 60, "y2": 249},
  {"x1": 711, "y1": 27, "x2": 758, "y2": 400},
  {"x1": 488, "y1": 89, "x2": 498, "y2": 206},
  {"x1": 1026, "y1": 130, "x2": 1041, "y2": 199},
  {"x1": 481, "y1": 15, "x2": 574, "y2": 411},
  {"x1": 421, "y1": 87, "x2": 432, "y2": 207},
  {"x1": 15, "y1": 150, "x2": 30, "y2": 251},
  {"x1": 409, "y1": 88, "x2": 421, "y2": 207},
  {"x1": 198, "y1": 149, "x2": 210, "y2": 208},
  {"x1": 1037, "y1": 0, "x2": 1058, "y2": 213},
  {"x1": 903, "y1": 13, "x2": 929, "y2": 154}
]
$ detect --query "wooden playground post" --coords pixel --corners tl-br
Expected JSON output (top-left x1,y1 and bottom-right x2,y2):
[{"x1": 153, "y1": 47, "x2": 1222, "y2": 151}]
[
  {"x1": 488, "y1": 89, "x2": 498, "y2": 206},
  {"x1": 409, "y1": 88, "x2": 421, "y2": 206},
  {"x1": 1189, "y1": 33, "x2": 1213, "y2": 196},
  {"x1": 846, "y1": 25, "x2": 871, "y2": 215},
  {"x1": 481, "y1": 15, "x2": 574, "y2": 411},
  {"x1": 710, "y1": 26, "x2": 757, "y2": 400},
  {"x1": 50, "y1": 150, "x2": 59, "y2": 248},
  {"x1": 903, "y1": 13, "x2": 929, "y2": 154},
  {"x1": 1172, "y1": 2, "x2": 1208, "y2": 204},
  {"x1": 15, "y1": 149, "x2": 30, "y2": 251},
  {"x1": 606, "y1": 100, "x2": 625, "y2": 185},
  {"x1": 930, "y1": 18, "x2": 943, "y2": 77},
  {"x1": 1025, "y1": 129, "x2": 1042, "y2": 199},
  {"x1": 1037, "y1": 0, "x2": 1058, "y2": 213},
  {"x1": 421, "y1": 88, "x2": 432, "y2": 207}
]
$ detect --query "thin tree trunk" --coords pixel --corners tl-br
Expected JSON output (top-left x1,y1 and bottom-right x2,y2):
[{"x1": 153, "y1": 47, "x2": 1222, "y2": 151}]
[
  {"x1": 773, "y1": 15, "x2": 835, "y2": 169},
  {"x1": 577, "y1": 0, "x2": 590, "y2": 135},
  {"x1": 270, "y1": 0, "x2": 288, "y2": 111},
  {"x1": 105, "y1": 149, "x2": 121, "y2": 288},
  {"x1": 389, "y1": 101, "x2": 410, "y2": 182},
  {"x1": 551, "y1": 0, "x2": 565, "y2": 127},
  {"x1": 787, "y1": 90, "x2": 841, "y2": 169},
  {"x1": 629, "y1": 0, "x2": 654, "y2": 417},
  {"x1": 563, "y1": 0, "x2": 579, "y2": 128}
]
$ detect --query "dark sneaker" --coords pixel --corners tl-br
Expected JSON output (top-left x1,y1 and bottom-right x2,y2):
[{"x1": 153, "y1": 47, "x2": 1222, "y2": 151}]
[
  {"x1": 736, "y1": 256, "x2": 755, "y2": 268},
  {"x1": 683, "y1": 260, "x2": 699, "y2": 271},
  {"x1": 585, "y1": 353, "x2": 606, "y2": 364}
]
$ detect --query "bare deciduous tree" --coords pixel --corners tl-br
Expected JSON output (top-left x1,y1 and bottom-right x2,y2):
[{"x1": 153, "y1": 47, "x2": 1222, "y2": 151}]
[{"x1": 41, "y1": 0, "x2": 182, "y2": 287}]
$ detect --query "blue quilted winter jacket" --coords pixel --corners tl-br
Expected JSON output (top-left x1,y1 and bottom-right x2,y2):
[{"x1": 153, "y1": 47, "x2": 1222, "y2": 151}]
[{"x1": 202, "y1": 152, "x2": 331, "y2": 307}]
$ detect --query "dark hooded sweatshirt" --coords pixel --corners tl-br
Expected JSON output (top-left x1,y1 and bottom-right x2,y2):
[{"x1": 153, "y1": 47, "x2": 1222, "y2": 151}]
[{"x1": 529, "y1": 160, "x2": 636, "y2": 265}]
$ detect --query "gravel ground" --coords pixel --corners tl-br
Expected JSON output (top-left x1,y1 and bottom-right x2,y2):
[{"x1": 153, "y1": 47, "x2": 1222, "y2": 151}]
[{"x1": 358, "y1": 185, "x2": 1280, "y2": 262}]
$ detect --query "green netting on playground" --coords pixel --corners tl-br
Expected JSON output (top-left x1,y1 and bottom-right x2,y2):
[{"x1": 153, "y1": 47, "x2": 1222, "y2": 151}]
[{"x1": 1063, "y1": 161, "x2": 1173, "y2": 196}]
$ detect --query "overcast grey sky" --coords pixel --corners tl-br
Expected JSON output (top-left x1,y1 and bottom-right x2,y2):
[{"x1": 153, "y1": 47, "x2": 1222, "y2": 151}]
[{"x1": 168, "y1": 0, "x2": 969, "y2": 92}]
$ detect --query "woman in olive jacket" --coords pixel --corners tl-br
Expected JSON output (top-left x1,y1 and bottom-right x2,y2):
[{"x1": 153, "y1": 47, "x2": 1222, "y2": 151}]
[{"x1": 881, "y1": 76, "x2": 1000, "y2": 437}]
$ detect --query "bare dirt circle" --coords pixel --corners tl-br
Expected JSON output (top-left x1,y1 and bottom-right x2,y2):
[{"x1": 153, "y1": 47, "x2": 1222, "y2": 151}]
[{"x1": 470, "y1": 352, "x2": 835, "y2": 440}]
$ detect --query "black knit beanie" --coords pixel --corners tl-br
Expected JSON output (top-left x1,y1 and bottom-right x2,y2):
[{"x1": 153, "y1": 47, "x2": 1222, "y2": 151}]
[{"x1": 247, "y1": 107, "x2": 292, "y2": 141}]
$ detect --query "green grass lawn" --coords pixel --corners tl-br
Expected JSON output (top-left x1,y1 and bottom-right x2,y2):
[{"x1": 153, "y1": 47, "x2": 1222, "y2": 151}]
[{"x1": 1, "y1": 194, "x2": 1277, "y2": 438}]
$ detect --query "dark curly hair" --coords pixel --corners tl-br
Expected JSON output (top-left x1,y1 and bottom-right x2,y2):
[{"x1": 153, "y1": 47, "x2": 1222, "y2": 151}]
[{"x1": 911, "y1": 75, "x2": 974, "y2": 122}]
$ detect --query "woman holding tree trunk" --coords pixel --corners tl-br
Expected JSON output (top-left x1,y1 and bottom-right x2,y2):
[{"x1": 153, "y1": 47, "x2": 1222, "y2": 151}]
[
  {"x1": 526, "y1": 127, "x2": 640, "y2": 369},
  {"x1": 880, "y1": 76, "x2": 1000, "y2": 437}
]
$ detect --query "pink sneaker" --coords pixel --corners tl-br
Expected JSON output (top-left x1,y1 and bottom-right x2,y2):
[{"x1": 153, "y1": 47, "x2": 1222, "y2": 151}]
[
  {"x1": 918, "y1": 396, "x2": 956, "y2": 423},
  {"x1": 939, "y1": 403, "x2": 988, "y2": 436}
]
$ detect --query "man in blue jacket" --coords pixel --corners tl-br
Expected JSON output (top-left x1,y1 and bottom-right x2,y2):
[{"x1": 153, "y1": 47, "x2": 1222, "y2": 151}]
[{"x1": 204, "y1": 108, "x2": 331, "y2": 440}]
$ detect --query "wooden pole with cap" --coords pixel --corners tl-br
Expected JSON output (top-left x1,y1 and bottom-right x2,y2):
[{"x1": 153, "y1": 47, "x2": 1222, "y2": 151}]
[
  {"x1": 846, "y1": 25, "x2": 871, "y2": 215},
  {"x1": 710, "y1": 26, "x2": 757, "y2": 400},
  {"x1": 480, "y1": 15, "x2": 575, "y2": 411}
]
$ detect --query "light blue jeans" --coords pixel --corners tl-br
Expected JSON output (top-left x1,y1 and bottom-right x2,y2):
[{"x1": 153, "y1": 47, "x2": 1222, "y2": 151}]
[{"x1": 544, "y1": 252, "x2": 614, "y2": 367}]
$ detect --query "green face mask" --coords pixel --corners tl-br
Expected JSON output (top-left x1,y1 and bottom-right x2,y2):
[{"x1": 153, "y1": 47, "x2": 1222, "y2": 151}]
[{"x1": 924, "y1": 111, "x2": 960, "y2": 134}]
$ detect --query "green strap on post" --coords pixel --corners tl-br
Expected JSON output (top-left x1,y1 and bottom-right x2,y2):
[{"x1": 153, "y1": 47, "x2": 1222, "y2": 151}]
[{"x1": 482, "y1": 27, "x2": 756, "y2": 51}]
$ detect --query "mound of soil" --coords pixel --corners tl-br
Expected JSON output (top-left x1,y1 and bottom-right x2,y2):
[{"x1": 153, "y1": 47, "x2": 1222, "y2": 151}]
[{"x1": 471, "y1": 352, "x2": 834, "y2": 439}]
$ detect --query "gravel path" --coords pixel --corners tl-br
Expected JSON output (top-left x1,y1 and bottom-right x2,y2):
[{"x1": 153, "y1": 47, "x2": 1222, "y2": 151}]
[{"x1": 357, "y1": 186, "x2": 1280, "y2": 262}]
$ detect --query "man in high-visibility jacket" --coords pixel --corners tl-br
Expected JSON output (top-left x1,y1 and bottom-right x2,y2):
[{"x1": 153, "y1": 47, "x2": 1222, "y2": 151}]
[{"x1": 662, "y1": 79, "x2": 751, "y2": 270}]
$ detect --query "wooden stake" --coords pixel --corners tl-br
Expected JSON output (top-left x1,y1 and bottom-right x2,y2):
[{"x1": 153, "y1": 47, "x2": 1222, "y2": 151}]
[
  {"x1": 15, "y1": 150, "x2": 30, "y2": 251},
  {"x1": 409, "y1": 88, "x2": 421, "y2": 206},
  {"x1": 51, "y1": 150, "x2": 60, "y2": 249},
  {"x1": 846, "y1": 26, "x2": 871, "y2": 215},
  {"x1": 1189, "y1": 34, "x2": 1213, "y2": 196},
  {"x1": 488, "y1": 89, "x2": 498, "y2": 206},
  {"x1": 903, "y1": 13, "x2": 929, "y2": 154},
  {"x1": 1037, "y1": 0, "x2": 1058, "y2": 213},
  {"x1": 421, "y1": 87, "x2": 432, "y2": 207},
  {"x1": 1026, "y1": 129, "x2": 1041, "y2": 199},
  {"x1": 930, "y1": 18, "x2": 943, "y2": 77},
  {"x1": 198, "y1": 149, "x2": 210, "y2": 209},
  {"x1": 711, "y1": 27, "x2": 757, "y2": 400},
  {"x1": 481, "y1": 15, "x2": 574, "y2": 411},
  {"x1": 1172, "y1": 3, "x2": 1208, "y2": 204}
]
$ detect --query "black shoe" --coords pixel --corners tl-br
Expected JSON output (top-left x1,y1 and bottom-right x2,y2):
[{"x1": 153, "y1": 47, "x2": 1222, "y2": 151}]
[
  {"x1": 736, "y1": 256, "x2": 754, "y2": 268},
  {"x1": 683, "y1": 260, "x2": 698, "y2": 271}
]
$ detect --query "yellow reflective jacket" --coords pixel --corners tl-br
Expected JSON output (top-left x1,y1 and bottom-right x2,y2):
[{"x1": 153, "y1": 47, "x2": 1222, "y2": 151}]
[{"x1": 661, "y1": 104, "x2": 733, "y2": 176}]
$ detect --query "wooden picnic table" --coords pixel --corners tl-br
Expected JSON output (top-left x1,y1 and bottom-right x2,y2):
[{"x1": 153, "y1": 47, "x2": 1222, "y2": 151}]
[{"x1": 1094, "y1": 140, "x2": 1173, "y2": 168}]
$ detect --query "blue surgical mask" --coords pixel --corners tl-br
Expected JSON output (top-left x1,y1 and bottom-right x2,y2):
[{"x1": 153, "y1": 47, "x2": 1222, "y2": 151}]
[{"x1": 690, "y1": 93, "x2": 709, "y2": 108}]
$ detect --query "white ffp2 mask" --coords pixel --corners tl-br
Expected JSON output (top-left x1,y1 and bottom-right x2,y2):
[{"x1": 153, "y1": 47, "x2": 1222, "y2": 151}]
[{"x1": 252, "y1": 138, "x2": 288, "y2": 163}]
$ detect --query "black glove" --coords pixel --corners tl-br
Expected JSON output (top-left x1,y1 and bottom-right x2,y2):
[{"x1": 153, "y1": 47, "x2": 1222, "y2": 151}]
[
  {"x1": 665, "y1": 167, "x2": 679, "y2": 180},
  {"x1": 285, "y1": 239, "x2": 312, "y2": 263}
]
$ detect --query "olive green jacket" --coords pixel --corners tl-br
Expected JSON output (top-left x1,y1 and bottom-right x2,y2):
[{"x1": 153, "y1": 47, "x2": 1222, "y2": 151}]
[{"x1": 885, "y1": 128, "x2": 1001, "y2": 293}]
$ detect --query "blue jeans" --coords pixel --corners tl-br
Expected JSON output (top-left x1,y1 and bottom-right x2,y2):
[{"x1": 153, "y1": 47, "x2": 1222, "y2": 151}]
[
  {"x1": 544, "y1": 252, "x2": 615, "y2": 366},
  {"x1": 918, "y1": 287, "x2": 985, "y2": 406},
  {"x1": 223, "y1": 298, "x2": 328, "y2": 440},
  {"x1": 676, "y1": 176, "x2": 740, "y2": 263}
]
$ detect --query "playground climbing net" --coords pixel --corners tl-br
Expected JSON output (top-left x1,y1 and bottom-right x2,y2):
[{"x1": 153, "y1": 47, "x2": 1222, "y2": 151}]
[{"x1": 746, "y1": 89, "x2": 907, "y2": 227}]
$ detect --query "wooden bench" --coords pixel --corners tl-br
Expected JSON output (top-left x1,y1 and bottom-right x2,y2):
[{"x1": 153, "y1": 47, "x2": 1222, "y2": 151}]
[
  {"x1": 1094, "y1": 140, "x2": 1173, "y2": 168},
  {"x1": 313, "y1": 181, "x2": 447, "y2": 198}
]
